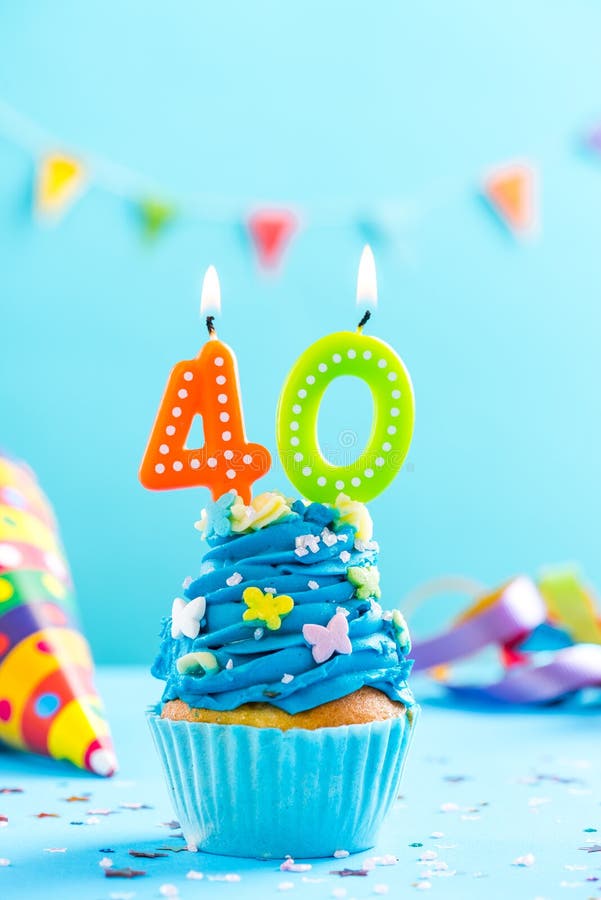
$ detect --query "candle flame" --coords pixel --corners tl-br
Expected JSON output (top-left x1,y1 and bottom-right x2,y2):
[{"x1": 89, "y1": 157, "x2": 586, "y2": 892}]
[
  {"x1": 356, "y1": 244, "x2": 378, "y2": 308},
  {"x1": 200, "y1": 265, "x2": 222, "y2": 317}
]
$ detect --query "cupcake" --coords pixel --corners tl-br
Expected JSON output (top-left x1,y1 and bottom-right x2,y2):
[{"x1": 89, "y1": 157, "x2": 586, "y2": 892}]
[{"x1": 149, "y1": 489, "x2": 417, "y2": 859}]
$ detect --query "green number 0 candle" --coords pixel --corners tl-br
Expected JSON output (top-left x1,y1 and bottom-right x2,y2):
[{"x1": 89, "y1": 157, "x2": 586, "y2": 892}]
[{"x1": 276, "y1": 329, "x2": 415, "y2": 503}]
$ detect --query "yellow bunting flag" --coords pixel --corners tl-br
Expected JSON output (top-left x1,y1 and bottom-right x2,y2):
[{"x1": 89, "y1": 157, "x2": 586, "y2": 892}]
[
  {"x1": 482, "y1": 162, "x2": 537, "y2": 237},
  {"x1": 36, "y1": 152, "x2": 87, "y2": 221}
]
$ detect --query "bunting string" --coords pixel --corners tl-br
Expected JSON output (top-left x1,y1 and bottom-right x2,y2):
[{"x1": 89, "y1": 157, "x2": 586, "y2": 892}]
[{"x1": 0, "y1": 97, "x2": 598, "y2": 267}]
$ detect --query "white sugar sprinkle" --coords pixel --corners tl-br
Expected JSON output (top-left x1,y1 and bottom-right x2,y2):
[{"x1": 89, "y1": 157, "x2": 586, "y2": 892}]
[
  {"x1": 418, "y1": 850, "x2": 438, "y2": 861},
  {"x1": 339, "y1": 550, "x2": 351, "y2": 563},
  {"x1": 226, "y1": 659, "x2": 234, "y2": 670},
  {"x1": 415, "y1": 881, "x2": 432, "y2": 890},
  {"x1": 226, "y1": 572, "x2": 243, "y2": 587},
  {"x1": 331, "y1": 889, "x2": 347, "y2": 899},
  {"x1": 278, "y1": 882, "x2": 294, "y2": 891},
  {"x1": 186, "y1": 870, "x2": 204, "y2": 880},
  {"x1": 430, "y1": 832, "x2": 444, "y2": 839},
  {"x1": 99, "y1": 858, "x2": 114, "y2": 868},
  {"x1": 308, "y1": 580, "x2": 319, "y2": 590},
  {"x1": 264, "y1": 586, "x2": 276, "y2": 594},
  {"x1": 333, "y1": 849, "x2": 349, "y2": 858},
  {"x1": 281, "y1": 673, "x2": 294, "y2": 684},
  {"x1": 374, "y1": 886, "x2": 390, "y2": 895},
  {"x1": 512, "y1": 853, "x2": 535, "y2": 867},
  {"x1": 254, "y1": 628, "x2": 264, "y2": 640},
  {"x1": 0, "y1": 858, "x2": 10, "y2": 866},
  {"x1": 159, "y1": 885, "x2": 179, "y2": 897}
]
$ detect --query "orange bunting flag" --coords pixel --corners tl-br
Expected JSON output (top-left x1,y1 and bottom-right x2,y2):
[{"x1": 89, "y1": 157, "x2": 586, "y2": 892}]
[
  {"x1": 36, "y1": 152, "x2": 87, "y2": 221},
  {"x1": 482, "y1": 162, "x2": 537, "y2": 237},
  {"x1": 248, "y1": 208, "x2": 298, "y2": 269}
]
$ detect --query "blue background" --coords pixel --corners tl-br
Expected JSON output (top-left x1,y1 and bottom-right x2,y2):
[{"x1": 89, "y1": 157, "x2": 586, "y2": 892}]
[{"x1": 1, "y1": 1, "x2": 600, "y2": 664}]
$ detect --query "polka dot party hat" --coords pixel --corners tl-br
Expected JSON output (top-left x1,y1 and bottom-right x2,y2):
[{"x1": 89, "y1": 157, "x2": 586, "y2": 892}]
[{"x1": 0, "y1": 453, "x2": 117, "y2": 776}]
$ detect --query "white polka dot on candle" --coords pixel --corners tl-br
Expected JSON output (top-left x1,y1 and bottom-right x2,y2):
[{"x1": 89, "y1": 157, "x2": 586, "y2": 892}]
[
  {"x1": 155, "y1": 464, "x2": 165, "y2": 474},
  {"x1": 290, "y1": 421, "x2": 299, "y2": 431},
  {"x1": 318, "y1": 363, "x2": 327, "y2": 372},
  {"x1": 220, "y1": 412, "x2": 230, "y2": 422},
  {"x1": 224, "y1": 450, "x2": 234, "y2": 460},
  {"x1": 183, "y1": 371, "x2": 193, "y2": 381},
  {"x1": 392, "y1": 389, "x2": 401, "y2": 399},
  {"x1": 317, "y1": 476, "x2": 326, "y2": 486},
  {"x1": 351, "y1": 477, "x2": 361, "y2": 487},
  {"x1": 243, "y1": 454, "x2": 252, "y2": 464},
  {"x1": 378, "y1": 359, "x2": 387, "y2": 368},
  {"x1": 190, "y1": 459, "x2": 200, "y2": 469},
  {"x1": 166, "y1": 425, "x2": 176, "y2": 436},
  {"x1": 290, "y1": 436, "x2": 299, "y2": 446},
  {"x1": 382, "y1": 442, "x2": 392, "y2": 452},
  {"x1": 173, "y1": 461, "x2": 183, "y2": 471},
  {"x1": 217, "y1": 394, "x2": 228, "y2": 404},
  {"x1": 222, "y1": 431, "x2": 231, "y2": 441},
  {"x1": 388, "y1": 371, "x2": 398, "y2": 381},
  {"x1": 375, "y1": 457, "x2": 385, "y2": 467},
  {"x1": 159, "y1": 444, "x2": 169, "y2": 455},
  {"x1": 172, "y1": 407, "x2": 182, "y2": 417},
  {"x1": 294, "y1": 452, "x2": 303, "y2": 462},
  {"x1": 226, "y1": 469, "x2": 236, "y2": 479},
  {"x1": 216, "y1": 375, "x2": 226, "y2": 385},
  {"x1": 302, "y1": 466, "x2": 312, "y2": 476},
  {"x1": 363, "y1": 350, "x2": 372, "y2": 360},
  {"x1": 387, "y1": 425, "x2": 397, "y2": 435},
  {"x1": 365, "y1": 468, "x2": 374, "y2": 478},
  {"x1": 347, "y1": 349, "x2": 356, "y2": 359},
  {"x1": 298, "y1": 389, "x2": 307, "y2": 399},
  {"x1": 333, "y1": 353, "x2": 342, "y2": 363},
  {"x1": 178, "y1": 388, "x2": 188, "y2": 399},
  {"x1": 208, "y1": 458, "x2": 217, "y2": 468},
  {"x1": 214, "y1": 357, "x2": 224, "y2": 367},
  {"x1": 292, "y1": 404, "x2": 301, "y2": 414},
  {"x1": 335, "y1": 480, "x2": 345, "y2": 489},
  {"x1": 306, "y1": 375, "x2": 315, "y2": 385},
  {"x1": 391, "y1": 408, "x2": 400, "y2": 417}
]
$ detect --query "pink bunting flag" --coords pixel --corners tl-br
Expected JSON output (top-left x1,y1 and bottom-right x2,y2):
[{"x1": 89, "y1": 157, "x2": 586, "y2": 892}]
[
  {"x1": 247, "y1": 208, "x2": 298, "y2": 269},
  {"x1": 482, "y1": 162, "x2": 538, "y2": 237}
]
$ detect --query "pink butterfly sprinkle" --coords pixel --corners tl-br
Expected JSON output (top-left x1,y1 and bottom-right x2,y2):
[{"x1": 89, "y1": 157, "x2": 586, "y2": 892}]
[{"x1": 303, "y1": 612, "x2": 352, "y2": 664}]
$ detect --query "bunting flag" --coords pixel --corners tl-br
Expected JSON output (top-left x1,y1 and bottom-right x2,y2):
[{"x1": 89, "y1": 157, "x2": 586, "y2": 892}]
[
  {"x1": 482, "y1": 162, "x2": 537, "y2": 237},
  {"x1": 137, "y1": 197, "x2": 178, "y2": 241},
  {"x1": 35, "y1": 151, "x2": 87, "y2": 221},
  {"x1": 247, "y1": 209, "x2": 298, "y2": 268}
]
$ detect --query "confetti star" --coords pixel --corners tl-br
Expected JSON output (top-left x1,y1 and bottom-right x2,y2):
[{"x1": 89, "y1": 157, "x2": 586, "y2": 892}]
[
  {"x1": 120, "y1": 803, "x2": 153, "y2": 810},
  {"x1": 35, "y1": 812, "x2": 59, "y2": 818},
  {"x1": 105, "y1": 868, "x2": 147, "y2": 878},
  {"x1": 330, "y1": 868, "x2": 369, "y2": 876},
  {"x1": 88, "y1": 808, "x2": 114, "y2": 816},
  {"x1": 129, "y1": 850, "x2": 168, "y2": 858},
  {"x1": 171, "y1": 596, "x2": 206, "y2": 639},
  {"x1": 579, "y1": 844, "x2": 601, "y2": 853},
  {"x1": 64, "y1": 795, "x2": 90, "y2": 802},
  {"x1": 0, "y1": 788, "x2": 23, "y2": 794}
]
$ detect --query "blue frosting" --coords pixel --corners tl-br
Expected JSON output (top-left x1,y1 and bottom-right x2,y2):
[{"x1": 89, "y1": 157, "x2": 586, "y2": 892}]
[{"x1": 152, "y1": 498, "x2": 415, "y2": 714}]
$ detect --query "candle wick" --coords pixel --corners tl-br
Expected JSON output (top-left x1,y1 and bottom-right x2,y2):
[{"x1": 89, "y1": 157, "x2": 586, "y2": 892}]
[
  {"x1": 206, "y1": 315, "x2": 216, "y2": 337},
  {"x1": 357, "y1": 310, "x2": 371, "y2": 332}
]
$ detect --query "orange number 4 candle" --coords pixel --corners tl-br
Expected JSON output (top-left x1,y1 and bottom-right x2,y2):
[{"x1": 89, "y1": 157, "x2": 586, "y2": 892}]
[{"x1": 139, "y1": 267, "x2": 271, "y2": 502}]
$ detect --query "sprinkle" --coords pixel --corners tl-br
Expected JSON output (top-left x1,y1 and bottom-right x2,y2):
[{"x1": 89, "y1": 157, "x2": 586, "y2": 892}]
[
  {"x1": 207, "y1": 873, "x2": 241, "y2": 882},
  {"x1": 35, "y1": 812, "x2": 59, "y2": 818},
  {"x1": 264, "y1": 586, "x2": 277, "y2": 594},
  {"x1": 415, "y1": 880, "x2": 432, "y2": 890},
  {"x1": 512, "y1": 853, "x2": 535, "y2": 866},
  {"x1": 280, "y1": 858, "x2": 312, "y2": 873},
  {"x1": 44, "y1": 848, "x2": 67, "y2": 853},
  {"x1": 226, "y1": 659, "x2": 234, "y2": 669},
  {"x1": 409, "y1": 843, "x2": 423, "y2": 848},
  {"x1": 418, "y1": 851, "x2": 438, "y2": 862},
  {"x1": 374, "y1": 886, "x2": 389, "y2": 895},
  {"x1": 331, "y1": 890, "x2": 347, "y2": 899},
  {"x1": 226, "y1": 572, "x2": 243, "y2": 587},
  {"x1": 109, "y1": 894, "x2": 135, "y2": 900},
  {"x1": 105, "y1": 868, "x2": 146, "y2": 878},
  {"x1": 281, "y1": 673, "x2": 294, "y2": 684},
  {"x1": 440, "y1": 802, "x2": 459, "y2": 812},
  {"x1": 64, "y1": 795, "x2": 89, "y2": 802},
  {"x1": 129, "y1": 850, "x2": 168, "y2": 858},
  {"x1": 120, "y1": 802, "x2": 152, "y2": 810},
  {"x1": 333, "y1": 850, "x2": 350, "y2": 858},
  {"x1": 254, "y1": 628, "x2": 264, "y2": 640},
  {"x1": 99, "y1": 848, "x2": 115, "y2": 853},
  {"x1": 339, "y1": 551, "x2": 351, "y2": 563},
  {"x1": 0, "y1": 788, "x2": 22, "y2": 794},
  {"x1": 308, "y1": 580, "x2": 319, "y2": 590},
  {"x1": 321, "y1": 528, "x2": 337, "y2": 547},
  {"x1": 0, "y1": 859, "x2": 10, "y2": 867},
  {"x1": 159, "y1": 885, "x2": 179, "y2": 896},
  {"x1": 99, "y1": 858, "x2": 114, "y2": 868},
  {"x1": 186, "y1": 870, "x2": 204, "y2": 879},
  {"x1": 430, "y1": 832, "x2": 444, "y2": 839},
  {"x1": 88, "y1": 808, "x2": 114, "y2": 815},
  {"x1": 331, "y1": 868, "x2": 369, "y2": 877},
  {"x1": 296, "y1": 533, "x2": 321, "y2": 554},
  {"x1": 182, "y1": 576, "x2": 193, "y2": 589},
  {"x1": 278, "y1": 882, "x2": 294, "y2": 891},
  {"x1": 86, "y1": 816, "x2": 101, "y2": 825},
  {"x1": 579, "y1": 844, "x2": 601, "y2": 853},
  {"x1": 337, "y1": 533, "x2": 348, "y2": 542},
  {"x1": 294, "y1": 546, "x2": 309, "y2": 558},
  {"x1": 354, "y1": 539, "x2": 367, "y2": 551}
]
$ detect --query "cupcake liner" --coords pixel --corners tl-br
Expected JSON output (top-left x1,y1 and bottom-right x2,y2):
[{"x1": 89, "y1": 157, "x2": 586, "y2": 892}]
[{"x1": 148, "y1": 704, "x2": 418, "y2": 859}]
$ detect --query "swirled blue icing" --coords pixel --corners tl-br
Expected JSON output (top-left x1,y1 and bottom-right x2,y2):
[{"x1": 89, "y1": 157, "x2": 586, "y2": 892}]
[{"x1": 152, "y1": 497, "x2": 415, "y2": 714}]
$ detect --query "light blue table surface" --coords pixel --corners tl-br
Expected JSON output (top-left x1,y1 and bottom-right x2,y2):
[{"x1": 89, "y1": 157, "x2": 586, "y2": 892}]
[{"x1": 0, "y1": 667, "x2": 599, "y2": 900}]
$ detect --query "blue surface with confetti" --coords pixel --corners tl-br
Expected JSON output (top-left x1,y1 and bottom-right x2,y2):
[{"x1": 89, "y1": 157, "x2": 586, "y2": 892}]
[{"x1": 0, "y1": 667, "x2": 600, "y2": 899}]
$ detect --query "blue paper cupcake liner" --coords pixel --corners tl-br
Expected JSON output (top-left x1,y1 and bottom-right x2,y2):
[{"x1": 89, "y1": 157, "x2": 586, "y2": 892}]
[{"x1": 148, "y1": 704, "x2": 418, "y2": 859}]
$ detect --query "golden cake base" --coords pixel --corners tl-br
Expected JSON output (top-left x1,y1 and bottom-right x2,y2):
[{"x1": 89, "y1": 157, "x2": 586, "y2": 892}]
[{"x1": 161, "y1": 686, "x2": 406, "y2": 731}]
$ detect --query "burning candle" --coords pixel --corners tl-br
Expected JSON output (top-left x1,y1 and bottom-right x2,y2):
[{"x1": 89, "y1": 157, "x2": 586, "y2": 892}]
[
  {"x1": 139, "y1": 267, "x2": 271, "y2": 502},
  {"x1": 275, "y1": 246, "x2": 415, "y2": 503}
]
